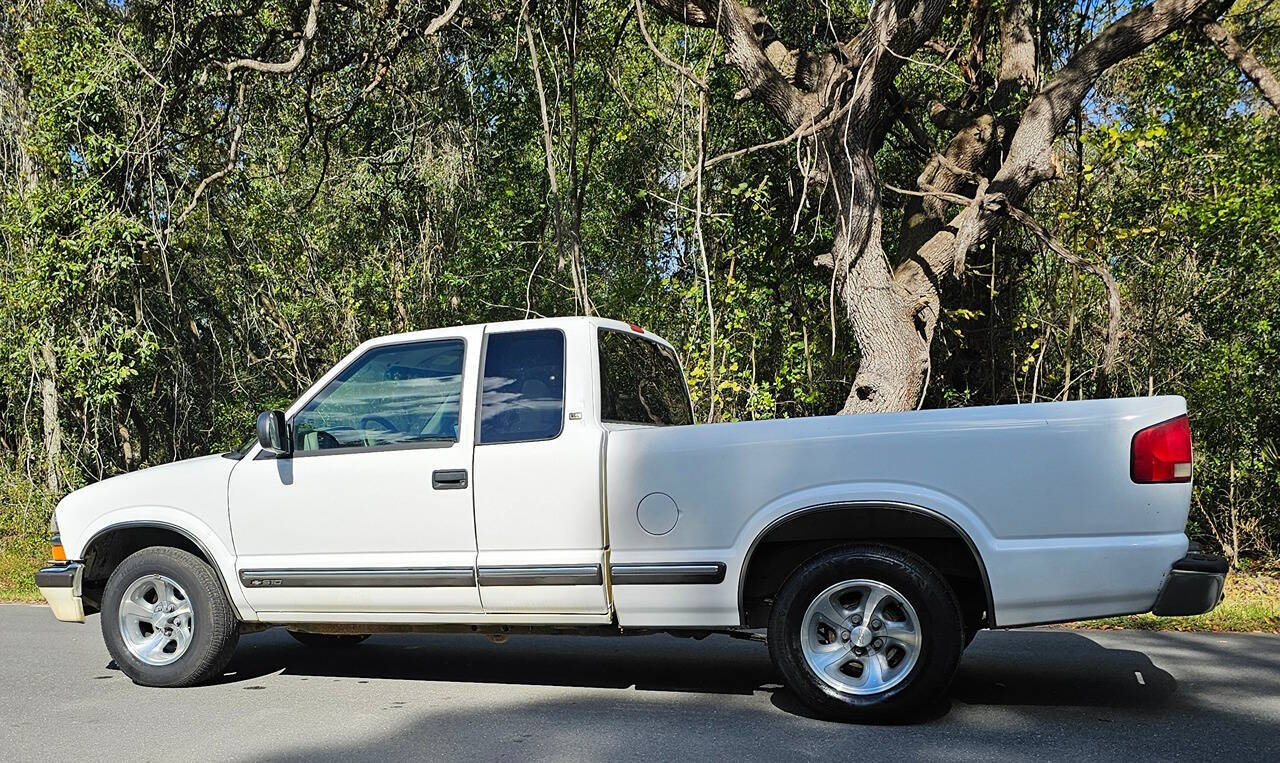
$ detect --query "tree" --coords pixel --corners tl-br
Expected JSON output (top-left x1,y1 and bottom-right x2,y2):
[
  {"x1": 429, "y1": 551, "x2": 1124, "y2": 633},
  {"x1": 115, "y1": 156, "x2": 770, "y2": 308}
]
[
  {"x1": 639, "y1": 0, "x2": 1278, "y2": 413},
  {"x1": 1, "y1": 1, "x2": 1277, "y2": 564}
]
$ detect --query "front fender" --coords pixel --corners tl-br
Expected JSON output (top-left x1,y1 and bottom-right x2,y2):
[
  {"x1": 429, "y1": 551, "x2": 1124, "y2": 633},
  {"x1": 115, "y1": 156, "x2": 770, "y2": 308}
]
[{"x1": 76, "y1": 508, "x2": 255, "y2": 621}]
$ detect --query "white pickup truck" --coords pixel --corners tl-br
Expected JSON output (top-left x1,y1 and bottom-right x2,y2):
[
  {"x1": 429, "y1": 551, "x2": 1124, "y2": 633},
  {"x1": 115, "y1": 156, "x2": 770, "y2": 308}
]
[{"x1": 36, "y1": 316, "x2": 1225, "y2": 720}]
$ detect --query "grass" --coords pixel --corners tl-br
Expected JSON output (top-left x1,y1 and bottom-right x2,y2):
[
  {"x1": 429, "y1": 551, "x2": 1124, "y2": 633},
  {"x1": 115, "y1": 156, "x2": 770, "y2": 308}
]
[
  {"x1": 1, "y1": 460, "x2": 56, "y2": 602},
  {"x1": 3, "y1": 540, "x2": 1278, "y2": 633},
  {"x1": 0, "y1": 539, "x2": 46, "y2": 603}
]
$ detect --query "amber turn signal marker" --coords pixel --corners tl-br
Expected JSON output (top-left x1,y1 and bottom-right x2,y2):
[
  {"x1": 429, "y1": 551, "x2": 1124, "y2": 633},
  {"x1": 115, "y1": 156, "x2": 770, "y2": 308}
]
[{"x1": 50, "y1": 543, "x2": 66, "y2": 562}]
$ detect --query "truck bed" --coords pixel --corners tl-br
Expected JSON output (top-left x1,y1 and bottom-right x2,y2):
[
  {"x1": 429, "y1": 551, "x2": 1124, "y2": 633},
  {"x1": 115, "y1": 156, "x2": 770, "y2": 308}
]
[{"x1": 604, "y1": 396, "x2": 1192, "y2": 628}]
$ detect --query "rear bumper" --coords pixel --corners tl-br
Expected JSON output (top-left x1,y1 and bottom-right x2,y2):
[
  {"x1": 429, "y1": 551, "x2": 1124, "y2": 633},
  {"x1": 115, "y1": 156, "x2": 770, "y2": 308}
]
[
  {"x1": 1151, "y1": 552, "x2": 1228, "y2": 616},
  {"x1": 35, "y1": 562, "x2": 85, "y2": 623}
]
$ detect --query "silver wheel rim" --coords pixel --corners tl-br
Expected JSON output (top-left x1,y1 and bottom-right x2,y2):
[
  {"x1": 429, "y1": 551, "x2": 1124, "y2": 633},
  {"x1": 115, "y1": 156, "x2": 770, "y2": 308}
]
[
  {"x1": 800, "y1": 578, "x2": 922, "y2": 695},
  {"x1": 117, "y1": 574, "x2": 194, "y2": 666}
]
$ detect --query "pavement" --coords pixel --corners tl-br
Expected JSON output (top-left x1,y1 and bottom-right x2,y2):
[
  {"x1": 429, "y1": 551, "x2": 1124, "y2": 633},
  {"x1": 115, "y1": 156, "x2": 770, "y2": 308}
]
[{"x1": 2, "y1": 603, "x2": 1278, "y2": 761}]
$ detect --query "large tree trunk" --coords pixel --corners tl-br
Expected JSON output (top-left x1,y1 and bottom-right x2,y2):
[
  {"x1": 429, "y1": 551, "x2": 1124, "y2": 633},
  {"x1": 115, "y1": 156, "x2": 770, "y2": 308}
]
[
  {"x1": 829, "y1": 148, "x2": 929, "y2": 413},
  {"x1": 839, "y1": 245, "x2": 929, "y2": 413}
]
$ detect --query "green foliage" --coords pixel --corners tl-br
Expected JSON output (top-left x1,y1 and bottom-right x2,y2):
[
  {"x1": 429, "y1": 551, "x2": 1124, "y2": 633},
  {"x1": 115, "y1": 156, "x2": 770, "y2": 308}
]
[
  {"x1": 0, "y1": 0, "x2": 1276, "y2": 578},
  {"x1": 0, "y1": 458, "x2": 55, "y2": 600}
]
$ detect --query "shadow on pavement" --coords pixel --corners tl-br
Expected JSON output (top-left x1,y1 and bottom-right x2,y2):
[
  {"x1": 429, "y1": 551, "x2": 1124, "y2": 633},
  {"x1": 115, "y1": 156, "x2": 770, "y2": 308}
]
[
  {"x1": 217, "y1": 627, "x2": 776, "y2": 695},
  {"x1": 215, "y1": 627, "x2": 1176, "y2": 713},
  {"x1": 92, "y1": 624, "x2": 1278, "y2": 759},
  {"x1": 952, "y1": 629, "x2": 1177, "y2": 707}
]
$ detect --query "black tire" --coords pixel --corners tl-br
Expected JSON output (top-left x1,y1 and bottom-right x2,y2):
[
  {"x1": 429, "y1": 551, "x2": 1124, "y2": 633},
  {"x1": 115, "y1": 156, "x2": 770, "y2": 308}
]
[
  {"x1": 101, "y1": 546, "x2": 240, "y2": 687},
  {"x1": 287, "y1": 630, "x2": 370, "y2": 648},
  {"x1": 768, "y1": 543, "x2": 964, "y2": 722}
]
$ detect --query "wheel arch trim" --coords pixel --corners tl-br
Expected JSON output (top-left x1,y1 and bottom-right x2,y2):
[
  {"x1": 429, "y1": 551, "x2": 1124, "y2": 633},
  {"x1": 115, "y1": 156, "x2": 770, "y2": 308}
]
[
  {"x1": 81, "y1": 519, "x2": 252, "y2": 619},
  {"x1": 736, "y1": 500, "x2": 996, "y2": 628}
]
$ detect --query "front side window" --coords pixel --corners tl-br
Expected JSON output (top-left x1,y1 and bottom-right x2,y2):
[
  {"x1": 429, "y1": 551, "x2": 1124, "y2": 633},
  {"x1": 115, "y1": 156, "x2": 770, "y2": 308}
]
[
  {"x1": 598, "y1": 329, "x2": 694, "y2": 426},
  {"x1": 292, "y1": 339, "x2": 465, "y2": 452},
  {"x1": 479, "y1": 329, "x2": 565, "y2": 443}
]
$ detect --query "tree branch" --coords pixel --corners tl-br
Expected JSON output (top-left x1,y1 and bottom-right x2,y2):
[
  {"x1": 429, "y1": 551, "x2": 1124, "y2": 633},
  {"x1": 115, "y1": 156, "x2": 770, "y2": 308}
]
[
  {"x1": 634, "y1": 0, "x2": 707, "y2": 90},
  {"x1": 1001, "y1": 203, "x2": 1123, "y2": 387},
  {"x1": 993, "y1": 0, "x2": 1229, "y2": 198},
  {"x1": 886, "y1": 183, "x2": 1123, "y2": 385},
  {"x1": 225, "y1": 0, "x2": 322, "y2": 76},
  {"x1": 360, "y1": 0, "x2": 463, "y2": 97},
  {"x1": 168, "y1": 82, "x2": 246, "y2": 234},
  {"x1": 844, "y1": 0, "x2": 951, "y2": 97},
  {"x1": 709, "y1": 0, "x2": 812, "y2": 128},
  {"x1": 997, "y1": 0, "x2": 1037, "y2": 93},
  {"x1": 644, "y1": 1, "x2": 814, "y2": 127},
  {"x1": 645, "y1": 0, "x2": 714, "y2": 28},
  {"x1": 1200, "y1": 15, "x2": 1280, "y2": 110}
]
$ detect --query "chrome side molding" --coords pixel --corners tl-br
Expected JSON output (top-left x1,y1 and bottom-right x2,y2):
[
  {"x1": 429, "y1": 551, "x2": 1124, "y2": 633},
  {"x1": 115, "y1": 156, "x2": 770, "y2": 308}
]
[
  {"x1": 238, "y1": 568, "x2": 476, "y2": 588},
  {"x1": 610, "y1": 562, "x2": 726, "y2": 585},
  {"x1": 476, "y1": 564, "x2": 603, "y2": 586},
  {"x1": 237, "y1": 561, "x2": 728, "y2": 588}
]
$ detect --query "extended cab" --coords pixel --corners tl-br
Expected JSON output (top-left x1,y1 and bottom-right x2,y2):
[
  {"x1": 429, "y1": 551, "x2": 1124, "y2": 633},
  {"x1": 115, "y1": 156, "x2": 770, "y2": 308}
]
[{"x1": 36, "y1": 316, "x2": 1226, "y2": 720}]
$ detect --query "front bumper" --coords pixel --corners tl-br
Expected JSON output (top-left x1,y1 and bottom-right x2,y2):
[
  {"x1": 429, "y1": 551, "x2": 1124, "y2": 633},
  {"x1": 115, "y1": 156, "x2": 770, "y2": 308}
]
[
  {"x1": 35, "y1": 562, "x2": 86, "y2": 623},
  {"x1": 1151, "y1": 551, "x2": 1228, "y2": 616}
]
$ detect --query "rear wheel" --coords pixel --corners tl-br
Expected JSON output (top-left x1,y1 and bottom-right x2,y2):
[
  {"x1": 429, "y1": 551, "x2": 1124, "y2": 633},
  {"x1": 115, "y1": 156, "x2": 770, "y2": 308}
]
[
  {"x1": 768, "y1": 543, "x2": 963, "y2": 722},
  {"x1": 101, "y1": 547, "x2": 239, "y2": 687},
  {"x1": 287, "y1": 630, "x2": 370, "y2": 648}
]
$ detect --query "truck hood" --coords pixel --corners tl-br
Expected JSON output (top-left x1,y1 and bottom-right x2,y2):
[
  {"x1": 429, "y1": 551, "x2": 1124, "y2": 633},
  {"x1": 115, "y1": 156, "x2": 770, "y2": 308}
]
[{"x1": 56, "y1": 454, "x2": 238, "y2": 557}]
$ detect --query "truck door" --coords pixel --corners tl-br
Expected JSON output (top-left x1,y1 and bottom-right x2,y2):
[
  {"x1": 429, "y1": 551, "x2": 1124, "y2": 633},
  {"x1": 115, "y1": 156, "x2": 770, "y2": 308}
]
[
  {"x1": 470, "y1": 325, "x2": 610, "y2": 617},
  {"x1": 228, "y1": 327, "x2": 483, "y2": 616}
]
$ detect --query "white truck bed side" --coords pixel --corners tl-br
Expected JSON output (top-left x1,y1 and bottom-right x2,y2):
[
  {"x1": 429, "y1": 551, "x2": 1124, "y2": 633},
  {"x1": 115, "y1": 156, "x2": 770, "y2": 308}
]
[{"x1": 605, "y1": 395, "x2": 1192, "y2": 628}]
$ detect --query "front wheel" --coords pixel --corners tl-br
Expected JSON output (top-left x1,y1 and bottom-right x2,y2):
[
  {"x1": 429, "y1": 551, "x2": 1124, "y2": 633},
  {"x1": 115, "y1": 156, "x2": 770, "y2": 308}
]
[
  {"x1": 101, "y1": 547, "x2": 240, "y2": 687},
  {"x1": 768, "y1": 543, "x2": 964, "y2": 722}
]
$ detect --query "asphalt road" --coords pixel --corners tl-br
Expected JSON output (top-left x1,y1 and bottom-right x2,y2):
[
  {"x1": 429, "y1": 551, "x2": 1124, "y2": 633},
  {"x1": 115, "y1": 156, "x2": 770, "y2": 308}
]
[{"x1": 2, "y1": 604, "x2": 1278, "y2": 761}]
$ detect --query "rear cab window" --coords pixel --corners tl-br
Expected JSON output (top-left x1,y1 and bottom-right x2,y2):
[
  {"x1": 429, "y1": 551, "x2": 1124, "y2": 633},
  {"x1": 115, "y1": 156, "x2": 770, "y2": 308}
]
[
  {"x1": 598, "y1": 328, "x2": 694, "y2": 426},
  {"x1": 479, "y1": 329, "x2": 566, "y2": 443}
]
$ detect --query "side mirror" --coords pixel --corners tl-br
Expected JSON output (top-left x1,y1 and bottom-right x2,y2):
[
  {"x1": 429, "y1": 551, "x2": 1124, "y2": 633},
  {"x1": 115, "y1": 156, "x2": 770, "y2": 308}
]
[{"x1": 256, "y1": 410, "x2": 292, "y2": 455}]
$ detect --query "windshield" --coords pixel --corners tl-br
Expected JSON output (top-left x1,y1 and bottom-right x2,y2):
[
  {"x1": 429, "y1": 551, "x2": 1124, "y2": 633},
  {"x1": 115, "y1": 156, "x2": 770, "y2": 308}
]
[{"x1": 597, "y1": 328, "x2": 694, "y2": 426}]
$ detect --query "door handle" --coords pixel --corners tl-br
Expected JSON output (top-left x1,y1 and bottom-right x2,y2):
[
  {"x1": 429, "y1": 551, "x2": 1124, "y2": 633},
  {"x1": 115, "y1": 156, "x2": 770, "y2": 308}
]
[{"x1": 432, "y1": 469, "x2": 469, "y2": 490}]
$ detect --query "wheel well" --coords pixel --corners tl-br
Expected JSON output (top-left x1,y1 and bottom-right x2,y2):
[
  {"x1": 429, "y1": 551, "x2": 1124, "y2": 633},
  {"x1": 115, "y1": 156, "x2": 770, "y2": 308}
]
[
  {"x1": 79, "y1": 525, "x2": 216, "y2": 615},
  {"x1": 739, "y1": 504, "x2": 992, "y2": 630}
]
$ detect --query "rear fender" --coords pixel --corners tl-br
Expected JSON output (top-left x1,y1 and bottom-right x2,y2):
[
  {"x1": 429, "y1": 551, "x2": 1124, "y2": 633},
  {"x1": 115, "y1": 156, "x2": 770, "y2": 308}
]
[{"x1": 732, "y1": 482, "x2": 997, "y2": 623}]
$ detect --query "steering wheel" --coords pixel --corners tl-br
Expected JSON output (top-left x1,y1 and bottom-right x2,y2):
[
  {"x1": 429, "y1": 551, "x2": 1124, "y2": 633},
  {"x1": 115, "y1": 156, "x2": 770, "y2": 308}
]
[
  {"x1": 313, "y1": 430, "x2": 342, "y2": 450},
  {"x1": 359, "y1": 415, "x2": 399, "y2": 446}
]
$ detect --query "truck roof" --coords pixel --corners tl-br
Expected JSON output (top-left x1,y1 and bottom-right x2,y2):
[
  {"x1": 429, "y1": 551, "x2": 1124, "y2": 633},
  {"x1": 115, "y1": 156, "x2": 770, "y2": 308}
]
[{"x1": 355, "y1": 315, "x2": 676, "y2": 352}]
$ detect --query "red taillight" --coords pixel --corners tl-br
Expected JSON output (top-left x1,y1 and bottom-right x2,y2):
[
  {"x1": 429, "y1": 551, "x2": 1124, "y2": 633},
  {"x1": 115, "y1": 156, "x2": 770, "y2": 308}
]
[
  {"x1": 1131, "y1": 414, "x2": 1192, "y2": 483},
  {"x1": 627, "y1": 322, "x2": 645, "y2": 333}
]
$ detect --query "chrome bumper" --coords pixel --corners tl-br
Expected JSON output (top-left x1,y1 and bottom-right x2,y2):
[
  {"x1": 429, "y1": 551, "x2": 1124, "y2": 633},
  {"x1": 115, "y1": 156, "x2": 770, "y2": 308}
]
[{"x1": 35, "y1": 562, "x2": 86, "y2": 623}]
